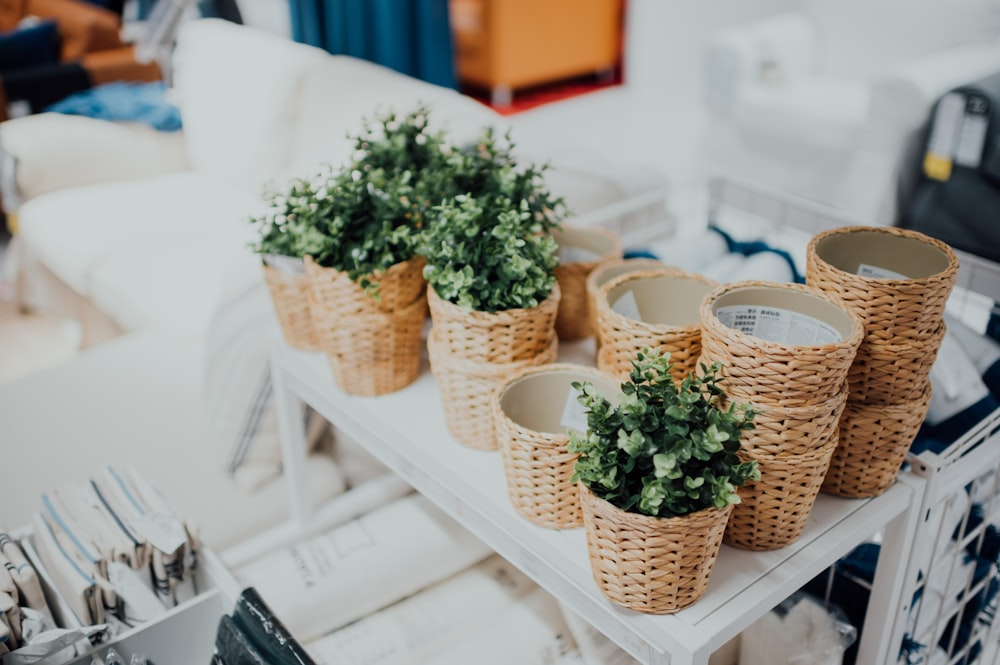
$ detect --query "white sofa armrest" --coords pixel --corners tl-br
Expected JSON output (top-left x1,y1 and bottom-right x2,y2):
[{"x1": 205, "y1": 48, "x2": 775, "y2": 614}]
[
  {"x1": 704, "y1": 12, "x2": 818, "y2": 114},
  {"x1": 868, "y1": 40, "x2": 1000, "y2": 143},
  {"x1": 0, "y1": 113, "x2": 189, "y2": 207}
]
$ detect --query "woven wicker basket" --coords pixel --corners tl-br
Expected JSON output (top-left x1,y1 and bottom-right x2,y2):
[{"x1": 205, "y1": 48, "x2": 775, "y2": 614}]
[
  {"x1": 725, "y1": 435, "x2": 839, "y2": 551},
  {"x1": 586, "y1": 258, "x2": 666, "y2": 350},
  {"x1": 426, "y1": 283, "x2": 560, "y2": 363},
  {"x1": 428, "y1": 332, "x2": 558, "y2": 450},
  {"x1": 305, "y1": 255, "x2": 427, "y2": 316},
  {"x1": 699, "y1": 281, "x2": 863, "y2": 407},
  {"x1": 552, "y1": 225, "x2": 624, "y2": 341},
  {"x1": 731, "y1": 386, "x2": 848, "y2": 457},
  {"x1": 822, "y1": 384, "x2": 933, "y2": 498},
  {"x1": 261, "y1": 259, "x2": 321, "y2": 351},
  {"x1": 846, "y1": 323, "x2": 945, "y2": 406},
  {"x1": 494, "y1": 364, "x2": 619, "y2": 529},
  {"x1": 806, "y1": 226, "x2": 958, "y2": 344},
  {"x1": 579, "y1": 482, "x2": 733, "y2": 614},
  {"x1": 314, "y1": 288, "x2": 427, "y2": 396},
  {"x1": 595, "y1": 268, "x2": 716, "y2": 384}
]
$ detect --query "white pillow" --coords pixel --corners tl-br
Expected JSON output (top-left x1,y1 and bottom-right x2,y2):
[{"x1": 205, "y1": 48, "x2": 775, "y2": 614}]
[{"x1": 172, "y1": 19, "x2": 327, "y2": 194}]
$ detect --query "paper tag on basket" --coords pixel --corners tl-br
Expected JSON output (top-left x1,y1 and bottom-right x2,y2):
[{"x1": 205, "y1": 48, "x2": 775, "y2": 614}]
[
  {"x1": 857, "y1": 263, "x2": 908, "y2": 280},
  {"x1": 263, "y1": 254, "x2": 307, "y2": 275},
  {"x1": 560, "y1": 387, "x2": 590, "y2": 434},
  {"x1": 611, "y1": 289, "x2": 642, "y2": 321},
  {"x1": 559, "y1": 246, "x2": 602, "y2": 264},
  {"x1": 131, "y1": 513, "x2": 188, "y2": 554},
  {"x1": 716, "y1": 305, "x2": 842, "y2": 345}
]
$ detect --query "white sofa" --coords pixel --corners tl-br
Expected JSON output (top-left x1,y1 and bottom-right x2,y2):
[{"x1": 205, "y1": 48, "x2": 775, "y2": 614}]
[
  {"x1": 0, "y1": 19, "x2": 669, "y2": 550},
  {"x1": 703, "y1": 0, "x2": 1000, "y2": 225}
]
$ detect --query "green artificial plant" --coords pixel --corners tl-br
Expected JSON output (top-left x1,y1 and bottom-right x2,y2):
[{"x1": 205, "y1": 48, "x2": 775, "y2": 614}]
[{"x1": 569, "y1": 348, "x2": 760, "y2": 518}]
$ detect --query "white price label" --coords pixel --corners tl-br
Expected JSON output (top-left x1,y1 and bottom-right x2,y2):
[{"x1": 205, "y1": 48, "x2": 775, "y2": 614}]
[
  {"x1": 611, "y1": 289, "x2": 642, "y2": 321},
  {"x1": 857, "y1": 263, "x2": 908, "y2": 280},
  {"x1": 716, "y1": 305, "x2": 842, "y2": 345},
  {"x1": 560, "y1": 387, "x2": 590, "y2": 433}
]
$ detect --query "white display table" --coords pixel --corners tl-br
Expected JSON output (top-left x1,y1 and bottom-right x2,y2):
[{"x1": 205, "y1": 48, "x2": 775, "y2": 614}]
[{"x1": 265, "y1": 338, "x2": 925, "y2": 665}]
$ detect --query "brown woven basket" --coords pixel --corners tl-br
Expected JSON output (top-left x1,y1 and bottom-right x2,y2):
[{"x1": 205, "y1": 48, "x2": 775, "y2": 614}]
[
  {"x1": 732, "y1": 386, "x2": 848, "y2": 457},
  {"x1": 428, "y1": 332, "x2": 558, "y2": 450},
  {"x1": 822, "y1": 384, "x2": 933, "y2": 498},
  {"x1": 579, "y1": 482, "x2": 733, "y2": 614},
  {"x1": 725, "y1": 435, "x2": 839, "y2": 551},
  {"x1": 586, "y1": 258, "x2": 666, "y2": 349},
  {"x1": 596, "y1": 268, "x2": 717, "y2": 384},
  {"x1": 305, "y1": 255, "x2": 427, "y2": 315},
  {"x1": 315, "y1": 288, "x2": 427, "y2": 396},
  {"x1": 552, "y1": 225, "x2": 624, "y2": 341},
  {"x1": 261, "y1": 260, "x2": 321, "y2": 351},
  {"x1": 426, "y1": 282, "x2": 560, "y2": 363},
  {"x1": 699, "y1": 281, "x2": 864, "y2": 407},
  {"x1": 847, "y1": 323, "x2": 945, "y2": 405},
  {"x1": 806, "y1": 226, "x2": 958, "y2": 344},
  {"x1": 494, "y1": 364, "x2": 619, "y2": 529}
]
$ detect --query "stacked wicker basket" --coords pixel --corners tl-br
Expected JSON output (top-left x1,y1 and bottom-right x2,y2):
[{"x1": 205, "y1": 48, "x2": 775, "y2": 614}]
[
  {"x1": 261, "y1": 255, "x2": 322, "y2": 352},
  {"x1": 305, "y1": 256, "x2": 427, "y2": 397},
  {"x1": 700, "y1": 281, "x2": 863, "y2": 550},
  {"x1": 427, "y1": 285, "x2": 560, "y2": 450},
  {"x1": 594, "y1": 268, "x2": 716, "y2": 385},
  {"x1": 551, "y1": 225, "x2": 623, "y2": 341},
  {"x1": 806, "y1": 226, "x2": 959, "y2": 498}
]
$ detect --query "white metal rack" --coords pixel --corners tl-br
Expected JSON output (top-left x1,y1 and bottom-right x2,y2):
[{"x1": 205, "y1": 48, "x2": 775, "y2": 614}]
[{"x1": 267, "y1": 338, "x2": 925, "y2": 665}]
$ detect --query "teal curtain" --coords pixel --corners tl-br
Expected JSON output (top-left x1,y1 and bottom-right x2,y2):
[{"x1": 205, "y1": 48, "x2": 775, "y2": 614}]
[{"x1": 289, "y1": 0, "x2": 456, "y2": 89}]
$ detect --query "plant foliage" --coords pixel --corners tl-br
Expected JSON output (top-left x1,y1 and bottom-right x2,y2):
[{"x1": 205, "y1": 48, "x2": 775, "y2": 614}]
[
  {"x1": 569, "y1": 349, "x2": 760, "y2": 518},
  {"x1": 419, "y1": 129, "x2": 566, "y2": 312}
]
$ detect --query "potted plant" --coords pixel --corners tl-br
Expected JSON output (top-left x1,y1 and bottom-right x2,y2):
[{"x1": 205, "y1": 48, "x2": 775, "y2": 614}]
[
  {"x1": 304, "y1": 106, "x2": 449, "y2": 395},
  {"x1": 249, "y1": 175, "x2": 330, "y2": 351},
  {"x1": 420, "y1": 129, "x2": 566, "y2": 448},
  {"x1": 568, "y1": 348, "x2": 759, "y2": 614}
]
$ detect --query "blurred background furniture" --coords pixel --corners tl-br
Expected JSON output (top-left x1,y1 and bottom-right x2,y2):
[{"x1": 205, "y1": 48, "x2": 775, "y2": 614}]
[{"x1": 703, "y1": 0, "x2": 1000, "y2": 226}]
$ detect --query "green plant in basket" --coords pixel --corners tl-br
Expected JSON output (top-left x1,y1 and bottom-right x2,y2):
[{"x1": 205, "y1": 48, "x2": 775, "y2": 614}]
[
  {"x1": 250, "y1": 174, "x2": 329, "y2": 260},
  {"x1": 307, "y1": 105, "x2": 450, "y2": 296},
  {"x1": 569, "y1": 348, "x2": 760, "y2": 518},
  {"x1": 419, "y1": 129, "x2": 567, "y2": 313}
]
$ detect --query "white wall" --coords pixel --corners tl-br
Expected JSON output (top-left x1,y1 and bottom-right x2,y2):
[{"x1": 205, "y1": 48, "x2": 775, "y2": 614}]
[
  {"x1": 624, "y1": 0, "x2": 800, "y2": 99},
  {"x1": 236, "y1": 0, "x2": 292, "y2": 38}
]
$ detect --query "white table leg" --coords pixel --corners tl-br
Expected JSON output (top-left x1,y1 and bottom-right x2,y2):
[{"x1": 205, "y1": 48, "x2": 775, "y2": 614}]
[{"x1": 270, "y1": 340, "x2": 311, "y2": 529}]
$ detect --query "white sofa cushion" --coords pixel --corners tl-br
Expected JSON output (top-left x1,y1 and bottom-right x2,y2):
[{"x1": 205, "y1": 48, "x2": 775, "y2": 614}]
[
  {"x1": 172, "y1": 19, "x2": 328, "y2": 194},
  {"x1": 282, "y1": 55, "x2": 502, "y2": 180},
  {"x1": 17, "y1": 172, "x2": 264, "y2": 307}
]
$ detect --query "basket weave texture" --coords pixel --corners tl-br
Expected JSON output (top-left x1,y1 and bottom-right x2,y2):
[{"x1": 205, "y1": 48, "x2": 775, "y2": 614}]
[
  {"x1": 822, "y1": 385, "x2": 933, "y2": 498},
  {"x1": 846, "y1": 323, "x2": 945, "y2": 406},
  {"x1": 318, "y1": 292, "x2": 427, "y2": 396},
  {"x1": 494, "y1": 364, "x2": 613, "y2": 529},
  {"x1": 428, "y1": 332, "x2": 558, "y2": 450},
  {"x1": 553, "y1": 226, "x2": 624, "y2": 341},
  {"x1": 595, "y1": 268, "x2": 714, "y2": 385},
  {"x1": 805, "y1": 226, "x2": 958, "y2": 344},
  {"x1": 731, "y1": 388, "x2": 848, "y2": 457},
  {"x1": 586, "y1": 258, "x2": 666, "y2": 350},
  {"x1": 725, "y1": 436, "x2": 839, "y2": 551},
  {"x1": 580, "y1": 482, "x2": 732, "y2": 614},
  {"x1": 426, "y1": 284, "x2": 560, "y2": 363},
  {"x1": 699, "y1": 281, "x2": 863, "y2": 408},
  {"x1": 305, "y1": 255, "x2": 427, "y2": 315},
  {"x1": 262, "y1": 263, "x2": 321, "y2": 351}
]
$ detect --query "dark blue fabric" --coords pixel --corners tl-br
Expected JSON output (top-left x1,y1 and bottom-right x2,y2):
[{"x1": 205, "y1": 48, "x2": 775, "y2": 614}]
[
  {"x1": 289, "y1": 0, "x2": 455, "y2": 88},
  {"x1": 44, "y1": 81, "x2": 182, "y2": 131},
  {"x1": 707, "y1": 225, "x2": 804, "y2": 283},
  {"x1": 0, "y1": 21, "x2": 59, "y2": 74}
]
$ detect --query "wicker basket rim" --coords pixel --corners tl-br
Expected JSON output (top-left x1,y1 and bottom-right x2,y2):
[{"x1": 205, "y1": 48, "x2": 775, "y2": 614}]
[
  {"x1": 701, "y1": 280, "x2": 864, "y2": 352},
  {"x1": 586, "y1": 258, "x2": 669, "y2": 294},
  {"x1": 426, "y1": 330, "x2": 558, "y2": 375},
  {"x1": 597, "y1": 268, "x2": 716, "y2": 333},
  {"x1": 427, "y1": 280, "x2": 561, "y2": 323},
  {"x1": 726, "y1": 382, "x2": 849, "y2": 416},
  {"x1": 807, "y1": 225, "x2": 958, "y2": 284},
  {"x1": 579, "y1": 481, "x2": 734, "y2": 528},
  {"x1": 304, "y1": 253, "x2": 425, "y2": 279}
]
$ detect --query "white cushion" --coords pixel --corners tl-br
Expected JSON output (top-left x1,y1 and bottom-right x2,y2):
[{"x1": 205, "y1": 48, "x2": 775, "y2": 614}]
[
  {"x1": 17, "y1": 172, "x2": 264, "y2": 298},
  {"x1": 0, "y1": 332, "x2": 346, "y2": 550},
  {"x1": 733, "y1": 79, "x2": 870, "y2": 152},
  {"x1": 171, "y1": 19, "x2": 328, "y2": 193},
  {"x1": 804, "y1": 0, "x2": 1000, "y2": 80},
  {"x1": 282, "y1": 55, "x2": 501, "y2": 180}
]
